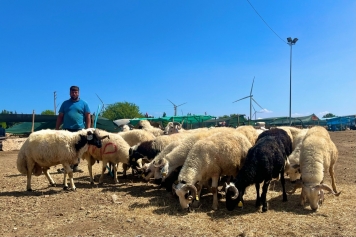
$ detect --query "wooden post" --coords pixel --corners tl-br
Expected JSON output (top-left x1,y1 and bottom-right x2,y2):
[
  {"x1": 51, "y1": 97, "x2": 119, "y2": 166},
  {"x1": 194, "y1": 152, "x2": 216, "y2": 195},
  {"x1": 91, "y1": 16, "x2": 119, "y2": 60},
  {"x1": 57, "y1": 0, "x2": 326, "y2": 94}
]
[{"x1": 31, "y1": 110, "x2": 35, "y2": 133}]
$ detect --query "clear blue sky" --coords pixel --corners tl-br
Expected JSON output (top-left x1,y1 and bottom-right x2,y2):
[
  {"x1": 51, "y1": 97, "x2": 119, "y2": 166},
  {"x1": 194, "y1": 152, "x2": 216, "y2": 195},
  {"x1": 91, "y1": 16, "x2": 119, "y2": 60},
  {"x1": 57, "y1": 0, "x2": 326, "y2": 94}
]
[{"x1": 1, "y1": 1, "x2": 355, "y2": 119}]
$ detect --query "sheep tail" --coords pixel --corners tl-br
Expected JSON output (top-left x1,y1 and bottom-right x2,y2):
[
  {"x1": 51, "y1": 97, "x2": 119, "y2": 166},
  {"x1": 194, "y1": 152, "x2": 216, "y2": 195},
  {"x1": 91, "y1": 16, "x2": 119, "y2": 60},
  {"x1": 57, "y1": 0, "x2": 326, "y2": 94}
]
[{"x1": 16, "y1": 150, "x2": 28, "y2": 175}]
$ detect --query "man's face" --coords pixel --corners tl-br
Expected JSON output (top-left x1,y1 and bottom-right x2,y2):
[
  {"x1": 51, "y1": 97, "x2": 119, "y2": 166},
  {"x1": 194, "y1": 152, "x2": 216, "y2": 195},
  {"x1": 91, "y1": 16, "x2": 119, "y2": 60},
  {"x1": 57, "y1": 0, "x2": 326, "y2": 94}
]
[{"x1": 70, "y1": 90, "x2": 79, "y2": 100}]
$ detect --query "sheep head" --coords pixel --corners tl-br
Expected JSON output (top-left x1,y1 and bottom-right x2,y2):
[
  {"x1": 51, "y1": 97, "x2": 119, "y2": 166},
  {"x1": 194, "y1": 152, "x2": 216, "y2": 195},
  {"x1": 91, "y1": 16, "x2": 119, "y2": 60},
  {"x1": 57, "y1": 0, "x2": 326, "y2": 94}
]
[
  {"x1": 174, "y1": 182, "x2": 198, "y2": 210},
  {"x1": 225, "y1": 182, "x2": 240, "y2": 211},
  {"x1": 301, "y1": 183, "x2": 340, "y2": 211}
]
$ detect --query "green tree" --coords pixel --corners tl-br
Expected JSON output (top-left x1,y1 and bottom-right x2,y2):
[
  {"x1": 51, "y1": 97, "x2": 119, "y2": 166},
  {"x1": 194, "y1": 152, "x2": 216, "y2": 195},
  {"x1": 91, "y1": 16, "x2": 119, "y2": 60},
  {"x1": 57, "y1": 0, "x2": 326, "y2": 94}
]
[
  {"x1": 323, "y1": 113, "x2": 336, "y2": 118},
  {"x1": 41, "y1": 110, "x2": 55, "y2": 115},
  {"x1": 101, "y1": 102, "x2": 144, "y2": 120}
]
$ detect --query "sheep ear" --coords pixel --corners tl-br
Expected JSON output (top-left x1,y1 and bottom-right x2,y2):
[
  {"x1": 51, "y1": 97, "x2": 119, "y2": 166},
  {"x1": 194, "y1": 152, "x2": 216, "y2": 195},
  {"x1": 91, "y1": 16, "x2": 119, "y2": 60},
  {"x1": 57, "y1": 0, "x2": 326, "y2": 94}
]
[{"x1": 292, "y1": 164, "x2": 300, "y2": 169}]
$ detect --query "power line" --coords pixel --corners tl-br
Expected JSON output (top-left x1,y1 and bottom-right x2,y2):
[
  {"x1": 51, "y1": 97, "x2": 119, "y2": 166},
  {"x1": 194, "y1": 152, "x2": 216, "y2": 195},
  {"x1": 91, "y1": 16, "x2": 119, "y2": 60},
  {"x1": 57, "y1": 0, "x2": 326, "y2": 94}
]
[{"x1": 246, "y1": 0, "x2": 286, "y2": 44}]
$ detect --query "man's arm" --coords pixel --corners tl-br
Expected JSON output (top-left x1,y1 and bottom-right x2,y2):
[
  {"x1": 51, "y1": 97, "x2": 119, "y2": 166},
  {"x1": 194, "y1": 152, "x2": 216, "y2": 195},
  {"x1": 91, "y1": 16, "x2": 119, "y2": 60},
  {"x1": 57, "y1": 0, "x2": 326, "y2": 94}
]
[
  {"x1": 85, "y1": 113, "x2": 91, "y2": 128},
  {"x1": 56, "y1": 113, "x2": 64, "y2": 130}
]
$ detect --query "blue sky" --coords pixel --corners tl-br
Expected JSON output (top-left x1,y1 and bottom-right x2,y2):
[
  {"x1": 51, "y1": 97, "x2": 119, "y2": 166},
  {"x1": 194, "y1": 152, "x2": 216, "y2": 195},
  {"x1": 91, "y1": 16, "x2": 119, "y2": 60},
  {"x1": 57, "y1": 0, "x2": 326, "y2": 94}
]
[{"x1": 1, "y1": 1, "x2": 355, "y2": 119}]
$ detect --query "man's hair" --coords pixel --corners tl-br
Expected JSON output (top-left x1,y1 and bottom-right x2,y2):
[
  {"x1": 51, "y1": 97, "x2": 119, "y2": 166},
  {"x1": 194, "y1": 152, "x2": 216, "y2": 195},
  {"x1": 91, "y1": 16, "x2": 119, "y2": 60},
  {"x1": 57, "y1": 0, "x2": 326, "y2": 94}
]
[{"x1": 70, "y1": 86, "x2": 79, "y2": 91}]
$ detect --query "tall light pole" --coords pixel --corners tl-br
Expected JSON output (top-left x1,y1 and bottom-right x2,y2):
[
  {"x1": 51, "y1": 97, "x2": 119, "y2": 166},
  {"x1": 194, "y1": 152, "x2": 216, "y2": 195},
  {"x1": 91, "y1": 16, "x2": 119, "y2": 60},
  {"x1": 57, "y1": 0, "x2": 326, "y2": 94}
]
[{"x1": 287, "y1": 37, "x2": 298, "y2": 126}]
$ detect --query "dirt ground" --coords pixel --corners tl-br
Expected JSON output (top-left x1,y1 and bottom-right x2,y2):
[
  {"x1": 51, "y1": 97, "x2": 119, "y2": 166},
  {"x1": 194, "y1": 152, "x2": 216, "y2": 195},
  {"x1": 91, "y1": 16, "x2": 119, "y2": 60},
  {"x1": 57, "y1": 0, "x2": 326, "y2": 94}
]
[{"x1": 0, "y1": 130, "x2": 355, "y2": 237}]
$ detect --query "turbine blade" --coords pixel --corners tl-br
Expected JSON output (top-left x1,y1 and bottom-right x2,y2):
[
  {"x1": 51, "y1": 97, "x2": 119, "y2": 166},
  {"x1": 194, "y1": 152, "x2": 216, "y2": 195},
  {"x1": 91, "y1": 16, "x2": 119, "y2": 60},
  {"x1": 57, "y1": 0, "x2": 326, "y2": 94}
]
[
  {"x1": 252, "y1": 98, "x2": 264, "y2": 110},
  {"x1": 250, "y1": 76, "x2": 255, "y2": 95},
  {"x1": 167, "y1": 99, "x2": 176, "y2": 106},
  {"x1": 176, "y1": 102, "x2": 187, "y2": 107},
  {"x1": 233, "y1": 95, "x2": 251, "y2": 103}
]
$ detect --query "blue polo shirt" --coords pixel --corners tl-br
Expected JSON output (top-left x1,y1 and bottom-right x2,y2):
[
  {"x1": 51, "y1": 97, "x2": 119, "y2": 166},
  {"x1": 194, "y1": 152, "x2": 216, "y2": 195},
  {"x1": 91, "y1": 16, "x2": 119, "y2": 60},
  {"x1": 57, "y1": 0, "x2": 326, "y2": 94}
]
[{"x1": 59, "y1": 99, "x2": 91, "y2": 130}]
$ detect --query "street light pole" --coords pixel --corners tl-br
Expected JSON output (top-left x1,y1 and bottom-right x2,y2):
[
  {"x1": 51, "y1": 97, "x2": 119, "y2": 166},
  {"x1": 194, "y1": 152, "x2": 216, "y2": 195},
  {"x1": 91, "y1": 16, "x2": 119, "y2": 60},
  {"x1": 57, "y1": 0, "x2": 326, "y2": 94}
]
[{"x1": 287, "y1": 37, "x2": 298, "y2": 126}]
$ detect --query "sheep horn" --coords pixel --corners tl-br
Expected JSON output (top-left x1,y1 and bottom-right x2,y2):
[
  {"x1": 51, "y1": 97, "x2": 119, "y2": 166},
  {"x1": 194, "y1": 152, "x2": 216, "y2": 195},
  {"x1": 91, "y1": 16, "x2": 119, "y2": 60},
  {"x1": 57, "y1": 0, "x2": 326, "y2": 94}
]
[
  {"x1": 153, "y1": 159, "x2": 164, "y2": 168},
  {"x1": 181, "y1": 184, "x2": 197, "y2": 201},
  {"x1": 317, "y1": 184, "x2": 341, "y2": 196},
  {"x1": 225, "y1": 182, "x2": 239, "y2": 200}
]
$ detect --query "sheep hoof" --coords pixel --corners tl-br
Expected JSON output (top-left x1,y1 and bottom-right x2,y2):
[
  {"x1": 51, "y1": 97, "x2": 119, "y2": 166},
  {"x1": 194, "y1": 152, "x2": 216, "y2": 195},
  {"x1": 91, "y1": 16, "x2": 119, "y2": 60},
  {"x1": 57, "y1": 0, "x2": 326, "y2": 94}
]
[
  {"x1": 51, "y1": 183, "x2": 56, "y2": 187},
  {"x1": 27, "y1": 188, "x2": 33, "y2": 192},
  {"x1": 63, "y1": 186, "x2": 69, "y2": 190},
  {"x1": 90, "y1": 181, "x2": 95, "y2": 185},
  {"x1": 262, "y1": 206, "x2": 268, "y2": 212}
]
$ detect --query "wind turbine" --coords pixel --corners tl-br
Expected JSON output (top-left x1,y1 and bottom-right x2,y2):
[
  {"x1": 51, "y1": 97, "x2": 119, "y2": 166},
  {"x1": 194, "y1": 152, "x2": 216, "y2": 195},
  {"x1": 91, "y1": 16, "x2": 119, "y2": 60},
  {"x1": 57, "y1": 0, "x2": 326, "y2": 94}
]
[
  {"x1": 233, "y1": 77, "x2": 264, "y2": 124},
  {"x1": 167, "y1": 99, "x2": 187, "y2": 116},
  {"x1": 95, "y1": 93, "x2": 106, "y2": 114}
]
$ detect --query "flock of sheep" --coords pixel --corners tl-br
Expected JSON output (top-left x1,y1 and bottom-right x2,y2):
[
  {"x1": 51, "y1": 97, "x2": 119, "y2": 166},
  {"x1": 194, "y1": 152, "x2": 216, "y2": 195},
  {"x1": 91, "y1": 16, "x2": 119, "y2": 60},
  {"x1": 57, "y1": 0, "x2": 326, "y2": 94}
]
[{"x1": 16, "y1": 120, "x2": 341, "y2": 212}]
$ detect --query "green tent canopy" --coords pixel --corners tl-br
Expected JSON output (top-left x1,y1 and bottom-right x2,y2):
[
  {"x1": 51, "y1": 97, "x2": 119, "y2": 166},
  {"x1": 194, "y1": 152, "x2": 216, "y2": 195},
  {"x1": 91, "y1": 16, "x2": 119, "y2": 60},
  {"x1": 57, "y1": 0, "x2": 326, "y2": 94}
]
[{"x1": 129, "y1": 115, "x2": 216, "y2": 128}]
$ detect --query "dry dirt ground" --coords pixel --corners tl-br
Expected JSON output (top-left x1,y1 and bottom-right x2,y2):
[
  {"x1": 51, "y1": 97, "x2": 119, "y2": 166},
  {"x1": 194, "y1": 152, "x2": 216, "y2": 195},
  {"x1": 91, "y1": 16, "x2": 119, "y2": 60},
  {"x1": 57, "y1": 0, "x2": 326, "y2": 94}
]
[{"x1": 0, "y1": 130, "x2": 355, "y2": 237}]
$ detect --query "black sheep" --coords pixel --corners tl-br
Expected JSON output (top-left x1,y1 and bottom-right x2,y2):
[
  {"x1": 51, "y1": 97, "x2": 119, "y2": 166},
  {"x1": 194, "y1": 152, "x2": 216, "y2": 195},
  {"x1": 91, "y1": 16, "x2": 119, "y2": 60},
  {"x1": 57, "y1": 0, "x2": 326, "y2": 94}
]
[
  {"x1": 128, "y1": 140, "x2": 161, "y2": 174},
  {"x1": 257, "y1": 128, "x2": 293, "y2": 157},
  {"x1": 226, "y1": 135, "x2": 288, "y2": 212}
]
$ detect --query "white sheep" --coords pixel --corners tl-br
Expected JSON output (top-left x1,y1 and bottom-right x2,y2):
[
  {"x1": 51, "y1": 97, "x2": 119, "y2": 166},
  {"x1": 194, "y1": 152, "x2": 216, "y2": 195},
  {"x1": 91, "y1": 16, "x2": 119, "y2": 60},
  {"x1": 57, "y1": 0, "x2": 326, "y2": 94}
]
[
  {"x1": 173, "y1": 130, "x2": 252, "y2": 210},
  {"x1": 152, "y1": 127, "x2": 238, "y2": 182},
  {"x1": 236, "y1": 125, "x2": 259, "y2": 145},
  {"x1": 163, "y1": 121, "x2": 184, "y2": 135},
  {"x1": 285, "y1": 129, "x2": 309, "y2": 182},
  {"x1": 137, "y1": 120, "x2": 164, "y2": 137},
  {"x1": 298, "y1": 126, "x2": 340, "y2": 210},
  {"x1": 119, "y1": 129, "x2": 156, "y2": 147},
  {"x1": 16, "y1": 128, "x2": 107, "y2": 191},
  {"x1": 82, "y1": 131, "x2": 131, "y2": 184}
]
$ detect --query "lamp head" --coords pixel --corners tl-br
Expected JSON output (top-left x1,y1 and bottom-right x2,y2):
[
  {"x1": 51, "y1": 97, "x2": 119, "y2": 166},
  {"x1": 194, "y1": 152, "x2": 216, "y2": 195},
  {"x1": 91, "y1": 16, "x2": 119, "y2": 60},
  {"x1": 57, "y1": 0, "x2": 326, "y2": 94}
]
[
  {"x1": 287, "y1": 37, "x2": 292, "y2": 42},
  {"x1": 292, "y1": 38, "x2": 298, "y2": 43}
]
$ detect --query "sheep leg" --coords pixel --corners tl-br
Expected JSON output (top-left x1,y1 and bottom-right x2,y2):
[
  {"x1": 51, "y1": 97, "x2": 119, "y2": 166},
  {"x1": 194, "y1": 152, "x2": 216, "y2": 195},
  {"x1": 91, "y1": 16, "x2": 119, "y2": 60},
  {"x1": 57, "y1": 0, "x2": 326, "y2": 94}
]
[
  {"x1": 43, "y1": 167, "x2": 56, "y2": 187},
  {"x1": 99, "y1": 160, "x2": 107, "y2": 184},
  {"x1": 211, "y1": 176, "x2": 220, "y2": 210},
  {"x1": 329, "y1": 165, "x2": 338, "y2": 193},
  {"x1": 88, "y1": 157, "x2": 96, "y2": 184},
  {"x1": 113, "y1": 163, "x2": 118, "y2": 183},
  {"x1": 67, "y1": 170, "x2": 76, "y2": 190},
  {"x1": 280, "y1": 169, "x2": 288, "y2": 202},
  {"x1": 261, "y1": 180, "x2": 271, "y2": 212},
  {"x1": 255, "y1": 183, "x2": 261, "y2": 207},
  {"x1": 26, "y1": 162, "x2": 35, "y2": 191},
  {"x1": 62, "y1": 165, "x2": 74, "y2": 190},
  {"x1": 122, "y1": 163, "x2": 128, "y2": 178}
]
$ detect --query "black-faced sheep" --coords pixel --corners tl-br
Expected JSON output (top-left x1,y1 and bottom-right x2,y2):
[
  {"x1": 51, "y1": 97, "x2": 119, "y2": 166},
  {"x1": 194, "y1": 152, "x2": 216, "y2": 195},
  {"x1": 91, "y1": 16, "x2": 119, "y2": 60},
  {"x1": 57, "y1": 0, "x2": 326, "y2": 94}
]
[
  {"x1": 118, "y1": 129, "x2": 156, "y2": 176},
  {"x1": 173, "y1": 131, "x2": 252, "y2": 210},
  {"x1": 297, "y1": 126, "x2": 340, "y2": 211},
  {"x1": 81, "y1": 131, "x2": 131, "y2": 185},
  {"x1": 225, "y1": 135, "x2": 289, "y2": 212},
  {"x1": 16, "y1": 128, "x2": 107, "y2": 191},
  {"x1": 128, "y1": 132, "x2": 190, "y2": 173}
]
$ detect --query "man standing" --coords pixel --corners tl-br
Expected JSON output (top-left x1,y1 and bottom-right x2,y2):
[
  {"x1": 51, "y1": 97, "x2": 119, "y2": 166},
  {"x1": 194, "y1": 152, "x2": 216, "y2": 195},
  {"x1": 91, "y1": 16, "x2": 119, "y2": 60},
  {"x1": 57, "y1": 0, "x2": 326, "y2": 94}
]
[
  {"x1": 0, "y1": 125, "x2": 5, "y2": 151},
  {"x1": 56, "y1": 85, "x2": 91, "y2": 172}
]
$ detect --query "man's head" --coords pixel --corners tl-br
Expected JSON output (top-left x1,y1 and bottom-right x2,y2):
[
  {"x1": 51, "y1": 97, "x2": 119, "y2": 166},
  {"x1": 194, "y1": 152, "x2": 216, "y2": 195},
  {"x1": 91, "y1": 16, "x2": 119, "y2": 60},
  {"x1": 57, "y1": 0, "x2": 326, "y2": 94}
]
[{"x1": 70, "y1": 86, "x2": 79, "y2": 101}]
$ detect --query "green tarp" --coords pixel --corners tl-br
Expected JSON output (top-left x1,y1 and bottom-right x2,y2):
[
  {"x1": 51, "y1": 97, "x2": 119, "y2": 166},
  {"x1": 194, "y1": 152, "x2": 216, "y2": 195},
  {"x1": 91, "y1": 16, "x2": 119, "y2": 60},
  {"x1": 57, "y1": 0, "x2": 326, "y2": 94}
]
[
  {"x1": 129, "y1": 115, "x2": 216, "y2": 127},
  {"x1": 5, "y1": 116, "x2": 119, "y2": 135}
]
